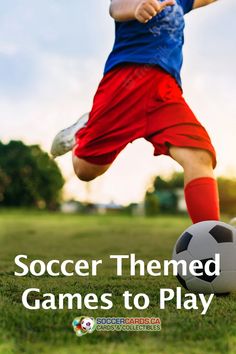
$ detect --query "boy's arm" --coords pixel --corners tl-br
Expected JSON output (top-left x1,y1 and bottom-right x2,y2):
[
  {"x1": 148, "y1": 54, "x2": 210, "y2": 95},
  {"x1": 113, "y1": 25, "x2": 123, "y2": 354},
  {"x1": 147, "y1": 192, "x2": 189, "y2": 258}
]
[
  {"x1": 110, "y1": 0, "x2": 175, "y2": 23},
  {"x1": 193, "y1": 0, "x2": 217, "y2": 9}
]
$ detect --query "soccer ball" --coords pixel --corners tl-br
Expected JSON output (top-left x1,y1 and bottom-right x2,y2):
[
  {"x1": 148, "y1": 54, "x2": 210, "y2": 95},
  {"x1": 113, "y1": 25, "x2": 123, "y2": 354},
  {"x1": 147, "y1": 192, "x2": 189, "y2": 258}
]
[
  {"x1": 172, "y1": 221, "x2": 236, "y2": 294},
  {"x1": 81, "y1": 317, "x2": 95, "y2": 332}
]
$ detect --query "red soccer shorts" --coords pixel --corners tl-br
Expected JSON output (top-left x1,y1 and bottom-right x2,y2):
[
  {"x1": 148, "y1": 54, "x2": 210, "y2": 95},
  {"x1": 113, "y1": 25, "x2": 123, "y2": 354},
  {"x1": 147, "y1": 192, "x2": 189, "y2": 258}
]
[{"x1": 74, "y1": 64, "x2": 216, "y2": 167}]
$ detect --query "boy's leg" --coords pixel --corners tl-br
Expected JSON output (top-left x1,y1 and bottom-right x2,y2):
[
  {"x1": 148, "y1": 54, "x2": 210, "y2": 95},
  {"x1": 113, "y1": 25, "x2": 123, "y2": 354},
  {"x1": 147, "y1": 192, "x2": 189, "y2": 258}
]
[
  {"x1": 72, "y1": 154, "x2": 111, "y2": 182},
  {"x1": 142, "y1": 67, "x2": 219, "y2": 223},
  {"x1": 169, "y1": 146, "x2": 220, "y2": 223},
  {"x1": 169, "y1": 146, "x2": 214, "y2": 185}
]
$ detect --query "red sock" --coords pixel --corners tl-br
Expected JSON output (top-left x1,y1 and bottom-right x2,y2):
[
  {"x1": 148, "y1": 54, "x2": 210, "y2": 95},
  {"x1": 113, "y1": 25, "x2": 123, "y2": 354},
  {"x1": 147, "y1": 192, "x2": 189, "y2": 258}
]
[{"x1": 184, "y1": 177, "x2": 220, "y2": 224}]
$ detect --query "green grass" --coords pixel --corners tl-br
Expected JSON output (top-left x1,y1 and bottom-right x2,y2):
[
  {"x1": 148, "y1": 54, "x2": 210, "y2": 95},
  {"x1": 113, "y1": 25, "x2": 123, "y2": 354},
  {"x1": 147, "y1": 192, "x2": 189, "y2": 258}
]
[{"x1": 0, "y1": 210, "x2": 235, "y2": 354}]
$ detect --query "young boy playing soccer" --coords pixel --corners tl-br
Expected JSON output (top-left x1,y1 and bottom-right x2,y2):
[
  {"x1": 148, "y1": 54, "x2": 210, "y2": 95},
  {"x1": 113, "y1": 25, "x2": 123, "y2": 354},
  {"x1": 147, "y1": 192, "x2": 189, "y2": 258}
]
[{"x1": 51, "y1": 0, "x2": 219, "y2": 224}]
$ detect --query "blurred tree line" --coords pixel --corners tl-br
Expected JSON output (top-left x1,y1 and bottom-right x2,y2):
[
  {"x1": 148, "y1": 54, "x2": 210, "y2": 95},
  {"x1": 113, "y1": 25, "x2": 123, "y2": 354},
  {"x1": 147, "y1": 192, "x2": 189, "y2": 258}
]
[
  {"x1": 0, "y1": 141, "x2": 64, "y2": 209},
  {"x1": 145, "y1": 172, "x2": 236, "y2": 216},
  {"x1": 1, "y1": 140, "x2": 236, "y2": 215}
]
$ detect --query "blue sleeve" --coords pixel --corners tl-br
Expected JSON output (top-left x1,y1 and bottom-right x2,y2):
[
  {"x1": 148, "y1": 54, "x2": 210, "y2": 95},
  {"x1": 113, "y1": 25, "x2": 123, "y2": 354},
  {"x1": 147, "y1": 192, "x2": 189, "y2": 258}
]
[{"x1": 180, "y1": 0, "x2": 195, "y2": 14}]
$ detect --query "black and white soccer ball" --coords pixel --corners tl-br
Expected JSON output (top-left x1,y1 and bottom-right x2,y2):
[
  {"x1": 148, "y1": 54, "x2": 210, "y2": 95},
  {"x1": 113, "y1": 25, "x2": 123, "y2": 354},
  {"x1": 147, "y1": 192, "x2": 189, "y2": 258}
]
[
  {"x1": 173, "y1": 221, "x2": 236, "y2": 294},
  {"x1": 81, "y1": 317, "x2": 95, "y2": 333}
]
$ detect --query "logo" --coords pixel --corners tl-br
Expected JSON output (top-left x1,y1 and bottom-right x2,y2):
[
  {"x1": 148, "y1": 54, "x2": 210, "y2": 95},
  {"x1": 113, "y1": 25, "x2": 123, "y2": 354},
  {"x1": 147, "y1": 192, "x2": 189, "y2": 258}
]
[
  {"x1": 72, "y1": 317, "x2": 161, "y2": 336},
  {"x1": 72, "y1": 316, "x2": 97, "y2": 337}
]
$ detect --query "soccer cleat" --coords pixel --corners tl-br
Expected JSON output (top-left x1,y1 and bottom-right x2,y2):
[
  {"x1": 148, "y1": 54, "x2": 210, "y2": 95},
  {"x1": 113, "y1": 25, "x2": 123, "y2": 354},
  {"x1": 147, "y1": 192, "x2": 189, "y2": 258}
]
[{"x1": 50, "y1": 113, "x2": 89, "y2": 158}]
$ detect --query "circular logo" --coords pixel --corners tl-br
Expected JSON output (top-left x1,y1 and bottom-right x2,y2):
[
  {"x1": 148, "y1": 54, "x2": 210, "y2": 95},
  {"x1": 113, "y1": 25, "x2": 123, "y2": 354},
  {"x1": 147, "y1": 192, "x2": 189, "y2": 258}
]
[{"x1": 72, "y1": 316, "x2": 96, "y2": 337}]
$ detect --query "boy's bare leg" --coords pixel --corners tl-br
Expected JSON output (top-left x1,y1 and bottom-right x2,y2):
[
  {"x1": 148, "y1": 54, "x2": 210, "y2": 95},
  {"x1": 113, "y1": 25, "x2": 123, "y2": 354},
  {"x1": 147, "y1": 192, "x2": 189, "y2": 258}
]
[
  {"x1": 169, "y1": 146, "x2": 214, "y2": 185},
  {"x1": 72, "y1": 155, "x2": 111, "y2": 182},
  {"x1": 169, "y1": 146, "x2": 219, "y2": 223}
]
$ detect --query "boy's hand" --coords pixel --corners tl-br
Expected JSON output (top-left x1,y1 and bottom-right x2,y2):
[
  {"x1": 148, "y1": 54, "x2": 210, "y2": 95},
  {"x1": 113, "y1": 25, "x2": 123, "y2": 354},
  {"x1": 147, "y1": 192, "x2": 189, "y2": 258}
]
[{"x1": 135, "y1": 0, "x2": 176, "y2": 23}]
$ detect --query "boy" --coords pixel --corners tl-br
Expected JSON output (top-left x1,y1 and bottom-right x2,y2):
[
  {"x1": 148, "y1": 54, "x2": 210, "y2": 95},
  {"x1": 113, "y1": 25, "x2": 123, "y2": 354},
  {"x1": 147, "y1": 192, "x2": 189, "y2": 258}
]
[{"x1": 51, "y1": 0, "x2": 219, "y2": 223}]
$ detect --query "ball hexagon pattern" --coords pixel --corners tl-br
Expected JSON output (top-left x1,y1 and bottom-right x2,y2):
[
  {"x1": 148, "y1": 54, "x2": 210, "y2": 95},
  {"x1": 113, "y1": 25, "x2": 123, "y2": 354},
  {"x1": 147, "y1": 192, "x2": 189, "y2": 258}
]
[{"x1": 173, "y1": 221, "x2": 236, "y2": 294}]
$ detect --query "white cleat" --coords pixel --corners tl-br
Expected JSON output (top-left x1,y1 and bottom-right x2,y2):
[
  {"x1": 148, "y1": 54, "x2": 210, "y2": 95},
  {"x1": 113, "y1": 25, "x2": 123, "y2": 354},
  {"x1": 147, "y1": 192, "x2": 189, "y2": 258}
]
[{"x1": 50, "y1": 113, "x2": 89, "y2": 158}]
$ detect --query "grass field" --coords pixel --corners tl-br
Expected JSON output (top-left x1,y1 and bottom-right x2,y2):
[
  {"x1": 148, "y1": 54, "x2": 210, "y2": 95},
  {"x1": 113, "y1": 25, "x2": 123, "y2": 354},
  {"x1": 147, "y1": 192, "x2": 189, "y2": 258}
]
[{"x1": 0, "y1": 210, "x2": 235, "y2": 354}]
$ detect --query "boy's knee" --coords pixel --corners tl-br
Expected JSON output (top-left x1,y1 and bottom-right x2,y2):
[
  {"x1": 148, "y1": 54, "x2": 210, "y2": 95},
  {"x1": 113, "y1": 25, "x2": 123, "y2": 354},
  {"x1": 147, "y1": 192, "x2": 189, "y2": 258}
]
[
  {"x1": 170, "y1": 148, "x2": 215, "y2": 185},
  {"x1": 72, "y1": 157, "x2": 97, "y2": 181},
  {"x1": 75, "y1": 170, "x2": 97, "y2": 182},
  {"x1": 72, "y1": 156, "x2": 110, "y2": 182}
]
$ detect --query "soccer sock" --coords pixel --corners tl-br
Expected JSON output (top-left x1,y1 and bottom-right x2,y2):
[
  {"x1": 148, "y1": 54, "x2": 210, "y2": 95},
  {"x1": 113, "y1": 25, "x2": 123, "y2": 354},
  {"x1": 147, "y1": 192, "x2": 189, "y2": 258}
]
[{"x1": 184, "y1": 177, "x2": 220, "y2": 224}]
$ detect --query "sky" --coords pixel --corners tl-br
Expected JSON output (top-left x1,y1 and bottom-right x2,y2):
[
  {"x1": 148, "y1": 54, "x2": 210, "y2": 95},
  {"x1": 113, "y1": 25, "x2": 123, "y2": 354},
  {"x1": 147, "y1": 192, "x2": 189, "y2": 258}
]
[{"x1": 0, "y1": 0, "x2": 236, "y2": 205}]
